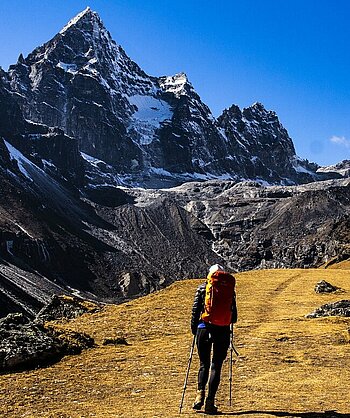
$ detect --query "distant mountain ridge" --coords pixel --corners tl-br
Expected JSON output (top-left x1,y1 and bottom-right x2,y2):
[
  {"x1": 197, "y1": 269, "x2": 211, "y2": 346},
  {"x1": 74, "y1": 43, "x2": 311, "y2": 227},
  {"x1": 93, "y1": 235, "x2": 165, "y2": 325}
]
[
  {"x1": 317, "y1": 160, "x2": 350, "y2": 178},
  {"x1": 2, "y1": 7, "x2": 341, "y2": 187}
]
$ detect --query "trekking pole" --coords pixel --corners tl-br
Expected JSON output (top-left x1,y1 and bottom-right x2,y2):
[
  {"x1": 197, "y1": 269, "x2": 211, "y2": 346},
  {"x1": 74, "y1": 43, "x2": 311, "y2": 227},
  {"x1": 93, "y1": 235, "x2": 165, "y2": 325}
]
[
  {"x1": 229, "y1": 324, "x2": 240, "y2": 406},
  {"x1": 229, "y1": 324, "x2": 233, "y2": 406},
  {"x1": 179, "y1": 334, "x2": 196, "y2": 414}
]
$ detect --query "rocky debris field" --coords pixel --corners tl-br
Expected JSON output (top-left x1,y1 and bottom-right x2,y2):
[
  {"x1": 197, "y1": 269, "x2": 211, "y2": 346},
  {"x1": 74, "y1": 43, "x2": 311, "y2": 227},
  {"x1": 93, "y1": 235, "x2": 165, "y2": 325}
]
[
  {"x1": 36, "y1": 295, "x2": 100, "y2": 323},
  {"x1": 131, "y1": 178, "x2": 350, "y2": 272}
]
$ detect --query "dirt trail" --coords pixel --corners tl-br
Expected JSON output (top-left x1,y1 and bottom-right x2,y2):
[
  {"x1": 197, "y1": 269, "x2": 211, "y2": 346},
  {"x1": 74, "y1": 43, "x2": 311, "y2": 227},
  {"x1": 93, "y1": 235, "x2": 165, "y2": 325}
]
[{"x1": 1, "y1": 269, "x2": 350, "y2": 418}]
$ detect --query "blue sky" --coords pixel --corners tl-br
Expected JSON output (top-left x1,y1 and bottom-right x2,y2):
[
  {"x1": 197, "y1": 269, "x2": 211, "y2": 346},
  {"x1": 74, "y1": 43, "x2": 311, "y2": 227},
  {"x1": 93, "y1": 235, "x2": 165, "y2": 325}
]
[{"x1": 1, "y1": 0, "x2": 349, "y2": 166}]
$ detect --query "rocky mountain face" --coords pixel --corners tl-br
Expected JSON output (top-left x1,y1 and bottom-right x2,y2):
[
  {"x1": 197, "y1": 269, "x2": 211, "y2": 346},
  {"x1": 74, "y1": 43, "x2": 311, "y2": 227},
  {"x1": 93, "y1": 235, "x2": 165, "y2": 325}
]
[
  {"x1": 130, "y1": 178, "x2": 350, "y2": 272},
  {"x1": 4, "y1": 7, "x2": 334, "y2": 187},
  {"x1": 0, "y1": 73, "x2": 84, "y2": 186},
  {"x1": 0, "y1": 8, "x2": 349, "y2": 318},
  {"x1": 217, "y1": 103, "x2": 321, "y2": 184},
  {"x1": 0, "y1": 149, "x2": 218, "y2": 317},
  {"x1": 0, "y1": 151, "x2": 349, "y2": 321},
  {"x1": 0, "y1": 51, "x2": 220, "y2": 317}
]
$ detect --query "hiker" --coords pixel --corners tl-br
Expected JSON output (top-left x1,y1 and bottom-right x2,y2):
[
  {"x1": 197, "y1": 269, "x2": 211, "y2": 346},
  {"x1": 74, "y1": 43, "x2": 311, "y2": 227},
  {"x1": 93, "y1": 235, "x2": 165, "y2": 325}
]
[{"x1": 191, "y1": 263, "x2": 237, "y2": 414}]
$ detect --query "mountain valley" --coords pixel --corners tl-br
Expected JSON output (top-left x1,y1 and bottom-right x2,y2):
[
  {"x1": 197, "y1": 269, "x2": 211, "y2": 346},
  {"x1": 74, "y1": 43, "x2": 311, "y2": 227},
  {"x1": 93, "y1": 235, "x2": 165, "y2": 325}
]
[{"x1": 0, "y1": 7, "x2": 349, "y2": 318}]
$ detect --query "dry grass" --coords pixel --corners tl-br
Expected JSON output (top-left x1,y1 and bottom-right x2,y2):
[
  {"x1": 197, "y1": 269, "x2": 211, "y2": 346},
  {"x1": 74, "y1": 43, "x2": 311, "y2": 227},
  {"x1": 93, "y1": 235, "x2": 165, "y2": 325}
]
[{"x1": 1, "y1": 268, "x2": 350, "y2": 417}]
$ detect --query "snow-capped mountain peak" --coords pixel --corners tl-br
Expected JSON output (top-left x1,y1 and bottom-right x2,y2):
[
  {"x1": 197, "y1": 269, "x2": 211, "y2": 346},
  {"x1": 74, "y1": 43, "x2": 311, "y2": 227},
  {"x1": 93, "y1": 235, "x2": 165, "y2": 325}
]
[
  {"x1": 5, "y1": 8, "x2": 337, "y2": 188},
  {"x1": 59, "y1": 7, "x2": 102, "y2": 35},
  {"x1": 159, "y1": 72, "x2": 192, "y2": 98},
  {"x1": 244, "y1": 102, "x2": 277, "y2": 120}
]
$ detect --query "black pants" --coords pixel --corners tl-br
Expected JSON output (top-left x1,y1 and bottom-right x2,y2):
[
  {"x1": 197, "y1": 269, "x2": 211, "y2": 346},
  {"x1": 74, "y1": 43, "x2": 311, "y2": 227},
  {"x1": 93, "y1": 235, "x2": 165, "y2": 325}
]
[{"x1": 196, "y1": 325, "x2": 230, "y2": 400}]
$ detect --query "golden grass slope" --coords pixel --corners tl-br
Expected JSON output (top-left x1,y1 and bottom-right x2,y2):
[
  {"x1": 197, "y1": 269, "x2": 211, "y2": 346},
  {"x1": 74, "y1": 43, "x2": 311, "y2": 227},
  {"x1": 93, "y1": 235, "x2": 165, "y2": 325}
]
[
  {"x1": 327, "y1": 260, "x2": 350, "y2": 270},
  {"x1": 1, "y1": 269, "x2": 350, "y2": 418}
]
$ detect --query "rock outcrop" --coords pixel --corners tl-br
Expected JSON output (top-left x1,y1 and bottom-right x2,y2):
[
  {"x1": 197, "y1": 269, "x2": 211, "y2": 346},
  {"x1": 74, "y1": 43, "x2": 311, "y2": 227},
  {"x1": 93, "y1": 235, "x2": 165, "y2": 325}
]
[
  {"x1": 314, "y1": 280, "x2": 340, "y2": 294},
  {"x1": 0, "y1": 313, "x2": 94, "y2": 372},
  {"x1": 307, "y1": 300, "x2": 350, "y2": 318},
  {"x1": 0, "y1": 75, "x2": 85, "y2": 186},
  {"x1": 36, "y1": 295, "x2": 100, "y2": 322}
]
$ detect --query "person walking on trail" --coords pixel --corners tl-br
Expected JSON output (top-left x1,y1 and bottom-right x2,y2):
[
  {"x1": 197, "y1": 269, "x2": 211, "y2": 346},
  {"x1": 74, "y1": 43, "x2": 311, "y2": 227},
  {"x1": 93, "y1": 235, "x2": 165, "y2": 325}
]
[{"x1": 191, "y1": 263, "x2": 237, "y2": 414}]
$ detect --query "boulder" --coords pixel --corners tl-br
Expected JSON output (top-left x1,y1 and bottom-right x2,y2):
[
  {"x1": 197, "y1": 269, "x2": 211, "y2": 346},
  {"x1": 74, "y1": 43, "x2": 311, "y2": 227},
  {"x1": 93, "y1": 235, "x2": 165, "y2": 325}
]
[
  {"x1": 314, "y1": 280, "x2": 339, "y2": 294},
  {"x1": 44, "y1": 326, "x2": 95, "y2": 355},
  {"x1": 307, "y1": 300, "x2": 350, "y2": 318},
  {"x1": 0, "y1": 313, "x2": 63, "y2": 372},
  {"x1": 102, "y1": 337, "x2": 129, "y2": 346},
  {"x1": 0, "y1": 312, "x2": 94, "y2": 373},
  {"x1": 36, "y1": 295, "x2": 99, "y2": 322}
]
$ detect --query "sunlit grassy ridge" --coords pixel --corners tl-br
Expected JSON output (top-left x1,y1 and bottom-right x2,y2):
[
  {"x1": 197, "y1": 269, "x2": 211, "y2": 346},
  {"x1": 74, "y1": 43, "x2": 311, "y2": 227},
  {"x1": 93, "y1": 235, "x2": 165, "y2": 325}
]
[
  {"x1": 326, "y1": 259, "x2": 350, "y2": 270},
  {"x1": 1, "y1": 268, "x2": 350, "y2": 417}
]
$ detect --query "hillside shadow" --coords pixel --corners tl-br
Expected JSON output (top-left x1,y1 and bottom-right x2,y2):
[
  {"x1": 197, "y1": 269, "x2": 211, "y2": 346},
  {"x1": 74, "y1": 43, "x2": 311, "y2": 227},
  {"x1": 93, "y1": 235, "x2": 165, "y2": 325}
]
[{"x1": 220, "y1": 411, "x2": 350, "y2": 417}]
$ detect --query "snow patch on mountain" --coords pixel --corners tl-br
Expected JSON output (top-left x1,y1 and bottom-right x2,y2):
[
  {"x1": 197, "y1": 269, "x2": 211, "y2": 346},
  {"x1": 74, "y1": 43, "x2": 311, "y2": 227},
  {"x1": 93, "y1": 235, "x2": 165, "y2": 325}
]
[
  {"x1": 81, "y1": 152, "x2": 105, "y2": 166},
  {"x1": 149, "y1": 166, "x2": 234, "y2": 182},
  {"x1": 159, "y1": 73, "x2": 189, "y2": 98},
  {"x1": 293, "y1": 163, "x2": 315, "y2": 175},
  {"x1": 10, "y1": 221, "x2": 35, "y2": 239},
  {"x1": 292, "y1": 156, "x2": 318, "y2": 177},
  {"x1": 28, "y1": 66, "x2": 42, "y2": 91},
  {"x1": 4, "y1": 140, "x2": 34, "y2": 181},
  {"x1": 59, "y1": 7, "x2": 93, "y2": 34},
  {"x1": 127, "y1": 95, "x2": 173, "y2": 145},
  {"x1": 56, "y1": 62, "x2": 78, "y2": 74},
  {"x1": 128, "y1": 95, "x2": 172, "y2": 126},
  {"x1": 81, "y1": 152, "x2": 126, "y2": 187}
]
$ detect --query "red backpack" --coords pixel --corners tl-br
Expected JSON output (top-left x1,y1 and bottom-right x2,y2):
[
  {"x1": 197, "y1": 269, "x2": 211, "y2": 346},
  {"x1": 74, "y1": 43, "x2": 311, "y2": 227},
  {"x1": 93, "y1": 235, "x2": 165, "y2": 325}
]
[{"x1": 201, "y1": 270, "x2": 236, "y2": 326}]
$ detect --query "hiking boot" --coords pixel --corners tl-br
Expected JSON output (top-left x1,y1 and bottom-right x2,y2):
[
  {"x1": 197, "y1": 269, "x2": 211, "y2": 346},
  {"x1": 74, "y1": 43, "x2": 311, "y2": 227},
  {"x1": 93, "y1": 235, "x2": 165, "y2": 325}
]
[
  {"x1": 204, "y1": 397, "x2": 218, "y2": 415},
  {"x1": 192, "y1": 389, "x2": 205, "y2": 410}
]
